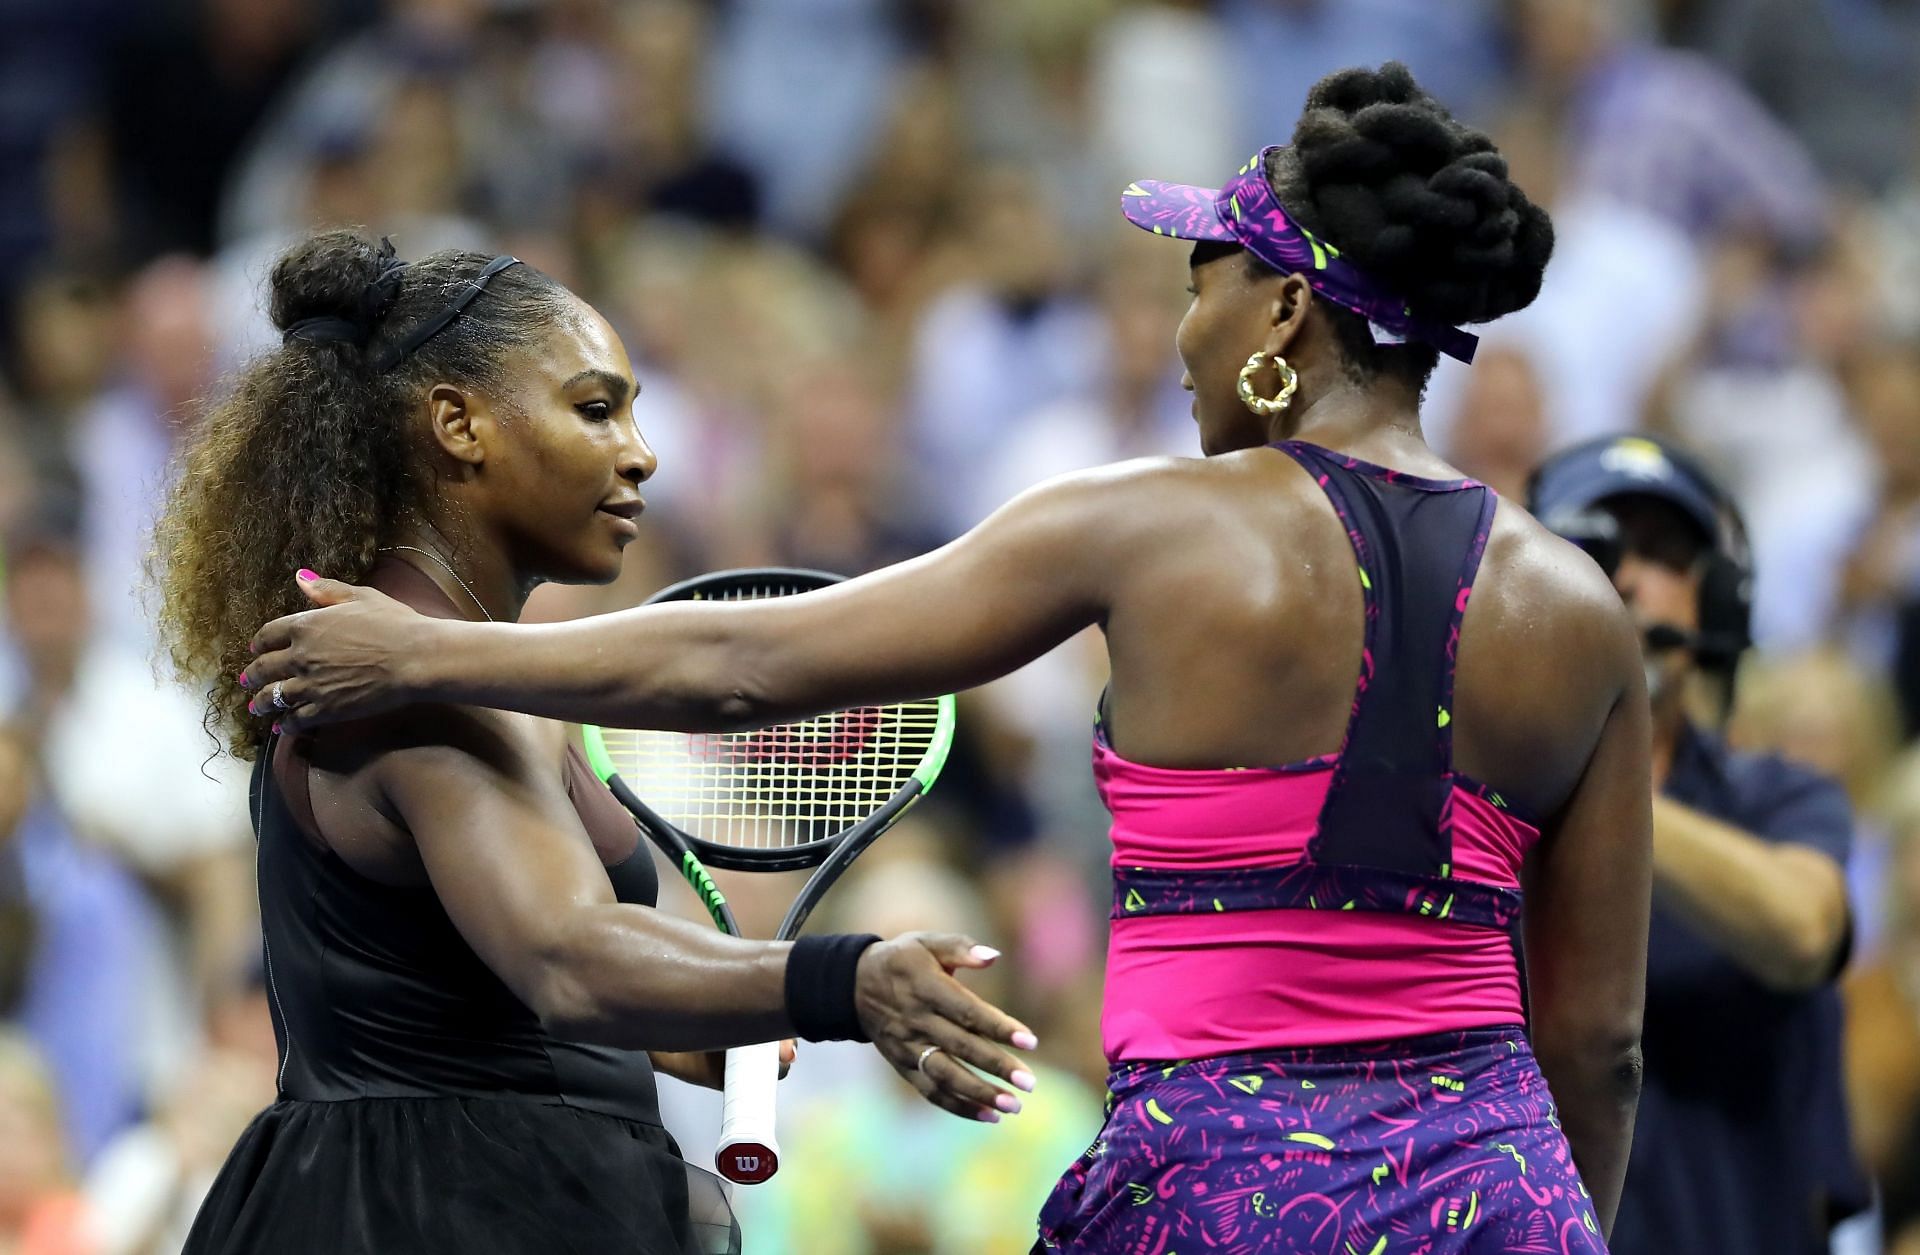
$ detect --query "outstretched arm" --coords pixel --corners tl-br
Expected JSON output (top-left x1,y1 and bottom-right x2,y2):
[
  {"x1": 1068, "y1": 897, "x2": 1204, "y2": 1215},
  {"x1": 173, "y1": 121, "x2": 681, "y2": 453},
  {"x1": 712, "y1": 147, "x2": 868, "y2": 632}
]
[{"x1": 247, "y1": 468, "x2": 1130, "y2": 733}]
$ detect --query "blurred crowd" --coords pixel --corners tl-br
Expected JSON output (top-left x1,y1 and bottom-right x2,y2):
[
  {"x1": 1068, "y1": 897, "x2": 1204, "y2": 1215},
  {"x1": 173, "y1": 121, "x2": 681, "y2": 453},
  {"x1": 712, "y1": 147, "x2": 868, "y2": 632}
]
[{"x1": 1, "y1": 0, "x2": 1919, "y2": 1251}]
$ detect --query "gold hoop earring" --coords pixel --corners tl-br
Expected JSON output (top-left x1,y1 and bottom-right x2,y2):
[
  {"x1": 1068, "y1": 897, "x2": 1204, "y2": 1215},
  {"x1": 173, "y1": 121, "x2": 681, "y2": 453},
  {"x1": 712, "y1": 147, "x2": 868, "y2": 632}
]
[{"x1": 1237, "y1": 351, "x2": 1298, "y2": 418}]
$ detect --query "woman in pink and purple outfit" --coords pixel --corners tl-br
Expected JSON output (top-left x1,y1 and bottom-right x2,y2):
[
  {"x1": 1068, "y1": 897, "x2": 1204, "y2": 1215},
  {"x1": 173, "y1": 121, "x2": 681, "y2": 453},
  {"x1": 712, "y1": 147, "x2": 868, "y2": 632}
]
[{"x1": 241, "y1": 64, "x2": 1651, "y2": 1253}]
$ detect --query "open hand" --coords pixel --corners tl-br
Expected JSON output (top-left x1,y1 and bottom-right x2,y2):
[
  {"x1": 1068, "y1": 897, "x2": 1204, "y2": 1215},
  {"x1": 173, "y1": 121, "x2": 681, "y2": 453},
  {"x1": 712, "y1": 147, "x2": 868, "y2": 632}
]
[{"x1": 855, "y1": 933, "x2": 1038, "y2": 1123}]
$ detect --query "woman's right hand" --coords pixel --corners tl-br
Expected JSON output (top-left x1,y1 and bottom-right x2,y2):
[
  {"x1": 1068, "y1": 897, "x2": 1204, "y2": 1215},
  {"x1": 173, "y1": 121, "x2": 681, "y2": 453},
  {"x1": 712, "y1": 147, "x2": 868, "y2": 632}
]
[{"x1": 854, "y1": 933, "x2": 1039, "y2": 1122}]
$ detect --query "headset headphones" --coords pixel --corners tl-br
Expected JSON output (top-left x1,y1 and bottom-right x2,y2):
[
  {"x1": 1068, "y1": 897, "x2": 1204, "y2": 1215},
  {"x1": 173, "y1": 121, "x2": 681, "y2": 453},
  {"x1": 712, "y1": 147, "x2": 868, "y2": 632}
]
[{"x1": 1525, "y1": 435, "x2": 1754, "y2": 673}]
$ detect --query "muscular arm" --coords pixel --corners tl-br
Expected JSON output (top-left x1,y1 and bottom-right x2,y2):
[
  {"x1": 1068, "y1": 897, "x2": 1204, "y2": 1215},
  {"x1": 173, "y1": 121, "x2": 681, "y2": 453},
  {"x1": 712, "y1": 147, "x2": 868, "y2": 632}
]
[
  {"x1": 356, "y1": 703, "x2": 1033, "y2": 1119},
  {"x1": 1648, "y1": 793, "x2": 1850, "y2": 992},
  {"x1": 1521, "y1": 603, "x2": 1652, "y2": 1239},
  {"x1": 255, "y1": 467, "x2": 1138, "y2": 733},
  {"x1": 371, "y1": 706, "x2": 794, "y2": 1051}
]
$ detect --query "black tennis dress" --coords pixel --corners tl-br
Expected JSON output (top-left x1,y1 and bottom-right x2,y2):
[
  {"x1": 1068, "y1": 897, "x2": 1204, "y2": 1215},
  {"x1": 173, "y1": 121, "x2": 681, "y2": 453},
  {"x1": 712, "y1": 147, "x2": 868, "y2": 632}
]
[{"x1": 184, "y1": 560, "x2": 739, "y2": 1255}]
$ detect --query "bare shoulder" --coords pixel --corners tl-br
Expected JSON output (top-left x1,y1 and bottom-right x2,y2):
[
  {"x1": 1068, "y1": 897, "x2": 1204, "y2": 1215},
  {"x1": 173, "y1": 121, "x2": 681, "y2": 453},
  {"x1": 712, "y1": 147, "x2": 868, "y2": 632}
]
[
  {"x1": 1004, "y1": 454, "x2": 1219, "y2": 513},
  {"x1": 310, "y1": 700, "x2": 565, "y2": 802},
  {"x1": 975, "y1": 454, "x2": 1229, "y2": 564},
  {"x1": 1001, "y1": 450, "x2": 1312, "y2": 543},
  {"x1": 1477, "y1": 498, "x2": 1641, "y2": 683}
]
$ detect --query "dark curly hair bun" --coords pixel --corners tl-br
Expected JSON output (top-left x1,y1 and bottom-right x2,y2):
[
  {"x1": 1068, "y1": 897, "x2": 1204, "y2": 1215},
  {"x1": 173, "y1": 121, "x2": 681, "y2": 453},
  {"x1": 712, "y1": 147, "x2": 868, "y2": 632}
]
[
  {"x1": 1276, "y1": 63, "x2": 1553, "y2": 329},
  {"x1": 271, "y1": 232, "x2": 408, "y2": 349}
]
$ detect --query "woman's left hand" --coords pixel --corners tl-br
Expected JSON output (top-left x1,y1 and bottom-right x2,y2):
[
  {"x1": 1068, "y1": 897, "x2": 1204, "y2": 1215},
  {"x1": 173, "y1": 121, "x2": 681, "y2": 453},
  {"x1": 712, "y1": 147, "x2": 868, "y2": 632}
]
[{"x1": 649, "y1": 1042, "x2": 797, "y2": 1091}]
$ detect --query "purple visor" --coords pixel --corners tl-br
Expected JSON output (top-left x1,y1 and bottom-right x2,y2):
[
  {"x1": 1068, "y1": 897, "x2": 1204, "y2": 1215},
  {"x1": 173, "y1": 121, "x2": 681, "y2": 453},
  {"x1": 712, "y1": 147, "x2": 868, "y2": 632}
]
[{"x1": 1122, "y1": 146, "x2": 1480, "y2": 364}]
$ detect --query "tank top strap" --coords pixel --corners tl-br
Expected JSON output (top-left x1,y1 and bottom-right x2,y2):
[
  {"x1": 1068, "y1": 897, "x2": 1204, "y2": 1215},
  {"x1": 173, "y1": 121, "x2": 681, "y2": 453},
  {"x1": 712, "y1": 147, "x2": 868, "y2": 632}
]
[{"x1": 1272, "y1": 440, "x2": 1497, "y2": 878}]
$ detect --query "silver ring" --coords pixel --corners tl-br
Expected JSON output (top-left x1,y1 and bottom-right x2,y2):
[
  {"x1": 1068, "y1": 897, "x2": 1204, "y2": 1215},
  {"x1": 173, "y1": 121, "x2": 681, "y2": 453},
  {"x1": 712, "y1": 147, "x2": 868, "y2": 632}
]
[
  {"x1": 270, "y1": 682, "x2": 290, "y2": 711},
  {"x1": 914, "y1": 1045, "x2": 942, "y2": 1074}
]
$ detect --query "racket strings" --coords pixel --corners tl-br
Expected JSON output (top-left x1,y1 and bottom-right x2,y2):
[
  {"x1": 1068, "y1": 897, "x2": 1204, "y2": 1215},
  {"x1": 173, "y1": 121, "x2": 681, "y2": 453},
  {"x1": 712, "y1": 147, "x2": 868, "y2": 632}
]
[{"x1": 602, "y1": 579, "x2": 939, "y2": 852}]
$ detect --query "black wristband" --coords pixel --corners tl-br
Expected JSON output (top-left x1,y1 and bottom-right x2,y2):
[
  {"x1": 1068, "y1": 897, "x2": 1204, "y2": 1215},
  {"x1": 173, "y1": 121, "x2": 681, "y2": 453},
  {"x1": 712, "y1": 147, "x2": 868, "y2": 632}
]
[{"x1": 785, "y1": 933, "x2": 882, "y2": 1043}]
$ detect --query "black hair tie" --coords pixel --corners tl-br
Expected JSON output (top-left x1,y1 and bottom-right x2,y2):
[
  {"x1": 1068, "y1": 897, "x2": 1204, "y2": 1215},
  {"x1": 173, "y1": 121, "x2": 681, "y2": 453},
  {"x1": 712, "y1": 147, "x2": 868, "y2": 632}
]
[
  {"x1": 282, "y1": 236, "x2": 412, "y2": 351},
  {"x1": 283, "y1": 316, "x2": 367, "y2": 346},
  {"x1": 360, "y1": 236, "x2": 410, "y2": 329}
]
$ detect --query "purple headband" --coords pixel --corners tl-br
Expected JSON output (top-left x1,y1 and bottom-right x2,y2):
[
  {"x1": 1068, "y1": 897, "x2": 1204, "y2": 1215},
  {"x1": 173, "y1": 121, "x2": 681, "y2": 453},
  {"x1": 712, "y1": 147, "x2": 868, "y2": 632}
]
[{"x1": 1121, "y1": 146, "x2": 1479, "y2": 364}]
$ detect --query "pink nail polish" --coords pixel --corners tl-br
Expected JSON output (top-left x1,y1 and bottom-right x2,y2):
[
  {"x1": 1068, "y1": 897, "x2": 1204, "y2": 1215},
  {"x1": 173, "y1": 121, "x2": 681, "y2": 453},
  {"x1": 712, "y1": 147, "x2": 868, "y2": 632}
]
[
  {"x1": 1011, "y1": 1031, "x2": 1039, "y2": 1051},
  {"x1": 237, "y1": 672, "x2": 250, "y2": 689},
  {"x1": 1012, "y1": 1069, "x2": 1037, "y2": 1093},
  {"x1": 271, "y1": 723, "x2": 282, "y2": 735},
  {"x1": 975, "y1": 1109, "x2": 1001, "y2": 1124},
  {"x1": 969, "y1": 945, "x2": 1001, "y2": 963},
  {"x1": 296, "y1": 568, "x2": 318, "y2": 582},
  {"x1": 995, "y1": 1093, "x2": 1022, "y2": 1114}
]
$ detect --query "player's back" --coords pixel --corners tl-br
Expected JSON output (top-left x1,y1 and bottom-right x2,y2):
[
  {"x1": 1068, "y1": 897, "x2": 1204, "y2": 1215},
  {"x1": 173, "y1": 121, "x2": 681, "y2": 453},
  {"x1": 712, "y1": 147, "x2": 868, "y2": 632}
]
[
  {"x1": 1088, "y1": 439, "x2": 1631, "y2": 1059},
  {"x1": 1098, "y1": 440, "x2": 1624, "y2": 822}
]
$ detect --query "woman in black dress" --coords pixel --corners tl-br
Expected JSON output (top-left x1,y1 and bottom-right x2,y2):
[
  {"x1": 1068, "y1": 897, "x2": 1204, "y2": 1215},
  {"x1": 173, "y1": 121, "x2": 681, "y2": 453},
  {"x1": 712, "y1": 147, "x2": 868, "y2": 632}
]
[{"x1": 150, "y1": 231, "x2": 1036, "y2": 1255}]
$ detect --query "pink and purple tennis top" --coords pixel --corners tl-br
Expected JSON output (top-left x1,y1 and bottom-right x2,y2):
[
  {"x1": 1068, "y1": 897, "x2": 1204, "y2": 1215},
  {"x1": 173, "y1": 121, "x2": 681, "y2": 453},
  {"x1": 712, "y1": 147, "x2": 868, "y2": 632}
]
[{"x1": 1098, "y1": 440, "x2": 1538, "y2": 1063}]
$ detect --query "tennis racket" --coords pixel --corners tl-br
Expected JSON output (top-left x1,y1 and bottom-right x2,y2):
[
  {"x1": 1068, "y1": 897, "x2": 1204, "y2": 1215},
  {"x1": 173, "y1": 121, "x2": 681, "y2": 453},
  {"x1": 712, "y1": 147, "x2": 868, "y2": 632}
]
[{"x1": 580, "y1": 567, "x2": 956, "y2": 1186}]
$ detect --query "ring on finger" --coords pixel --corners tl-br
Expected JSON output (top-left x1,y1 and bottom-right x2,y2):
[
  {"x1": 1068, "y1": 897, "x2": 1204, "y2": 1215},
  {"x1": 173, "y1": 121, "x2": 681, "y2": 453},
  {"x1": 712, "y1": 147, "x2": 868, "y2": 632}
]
[
  {"x1": 270, "y1": 682, "x2": 291, "y2": 711},
  {"x1": 914, "y1": 1045, "x2": 943, "y2": 1074}
]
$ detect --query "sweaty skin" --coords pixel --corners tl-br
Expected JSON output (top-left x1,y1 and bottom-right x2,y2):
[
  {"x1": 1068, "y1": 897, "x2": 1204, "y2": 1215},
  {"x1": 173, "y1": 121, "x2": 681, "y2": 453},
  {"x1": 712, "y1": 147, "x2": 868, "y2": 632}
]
[{"x1": 247, "y1": 258, "x2": 1651, "y2": 1233}]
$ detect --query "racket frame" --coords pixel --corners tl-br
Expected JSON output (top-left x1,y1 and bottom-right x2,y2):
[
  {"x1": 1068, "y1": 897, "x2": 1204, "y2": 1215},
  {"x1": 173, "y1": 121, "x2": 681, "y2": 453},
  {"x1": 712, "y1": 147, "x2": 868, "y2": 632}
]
[{"x1": 576, "y1": 566, "x2": 957, "y2": 1186}]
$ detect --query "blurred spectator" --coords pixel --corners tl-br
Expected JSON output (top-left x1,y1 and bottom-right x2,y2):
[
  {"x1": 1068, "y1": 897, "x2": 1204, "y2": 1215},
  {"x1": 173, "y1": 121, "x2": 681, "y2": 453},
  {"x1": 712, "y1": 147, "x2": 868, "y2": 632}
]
[
  {"x1": 1838, "y1": 340, "x2": 1920, "y2": 736},
  {"x1": 217, "y1": 0, "x2": 487, "y2": 244},
  {"x1": 1663, "y1": 0, "x2": 1920, "y2": 194},
  {"x1": 80, "y1": 972, "x2": 276, "y2": 1255},
  {"x1": 67, "y1": 257, "x2": 217, "y2": 649},
  {"x1": 594, "y1": 0, "x2": 760, "y2": 232},
  {"x1": 0, "y1": 1029, "x2": 95, "y2": 1255},
  {"x1": 0, "y1": 0, "x2": 120, "y2": 347},
  {"x1": 948, "y1": 0, "x2": 1116, "y2": 244},
  {"x1": 5, "y1": 266, "x2": 118, "y2": 432},
  {"x1": 1646, "y1": 235, "x2": 1880, "y2": 652},
  {"x1": 1731, "y1": 648, "x2": 1903, "y2": 816},
  {"x1": 960, "y1": 232, "x2": 1188, "y2": 526},
  {"x1": 904, "y1": 164, "x2": 1105, "y2": 538},
  {"x1": 823, "y1": 62, "x2": 973, "y2": 381},
  {"x1": 102, "y1": 0, "x2": 322, "y2": 259},
  {"x1": 1444, "y1": 345, "x2": 1552, "y2": 500},
  {"x1": 1848, "y1": 751, "x2": 1920, "y2": 1206},
  {"x1": 1510, "y1": 0, "x2": 1829, "y2": 252},
  {"x1": 0, "y1": 726, "x2": 30, "y2": 1014},
  {"x1": 1217, "y1": 0, "x2": 1505, "y2": 133},
  {"x1": 1877, "y1": 135, "x2": 1920, "y2": 339},
  {"x1": 1730, "y1": 646, "x2": 1905, "y2": 956},
  {"x1": 1085, "y1": 1, "x2": 1239, "y2": 194},
  {"x1": 1424, "y1": 104, "x2": 1705, "y2": 454},
  {"x1": 1, "y1": 534, "x2": 179, "y2": 1166},
  {"x1": 702, "y1": 0, "x2": 909, "y2": 240},
  {"x1": 738, "y1": 355, "x2": 943, "y2": 576}
]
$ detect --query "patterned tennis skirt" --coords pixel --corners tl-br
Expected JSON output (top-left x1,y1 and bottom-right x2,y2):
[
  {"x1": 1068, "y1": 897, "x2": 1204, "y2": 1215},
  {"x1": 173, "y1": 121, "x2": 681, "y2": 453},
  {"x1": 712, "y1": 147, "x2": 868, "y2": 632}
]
[{"x1": 1035, "y1": 1027, "x2": 1607, "y2": 1255}]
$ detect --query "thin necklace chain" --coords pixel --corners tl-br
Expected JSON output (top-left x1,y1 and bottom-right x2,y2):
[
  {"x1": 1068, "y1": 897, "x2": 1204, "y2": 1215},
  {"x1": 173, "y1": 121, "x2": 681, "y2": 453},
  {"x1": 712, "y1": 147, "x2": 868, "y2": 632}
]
[{"x1": 376, "y1": 545, "x2": 495, "y2": 622}]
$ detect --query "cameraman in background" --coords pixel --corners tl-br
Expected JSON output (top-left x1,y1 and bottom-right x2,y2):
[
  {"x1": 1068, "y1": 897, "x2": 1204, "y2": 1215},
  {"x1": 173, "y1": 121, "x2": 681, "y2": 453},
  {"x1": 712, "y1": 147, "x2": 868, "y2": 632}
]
[{"x1": 1530, "y1": 436, "x2": 1868, "y2": 1255}]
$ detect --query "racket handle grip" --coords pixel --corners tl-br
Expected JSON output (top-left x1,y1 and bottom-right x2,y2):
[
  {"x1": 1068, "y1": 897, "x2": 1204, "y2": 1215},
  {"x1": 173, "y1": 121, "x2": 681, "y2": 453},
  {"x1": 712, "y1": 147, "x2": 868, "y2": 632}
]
[{"x1": 715, "y1": 1040, "x2": 782, "y2": 1184}]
